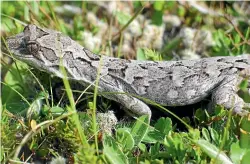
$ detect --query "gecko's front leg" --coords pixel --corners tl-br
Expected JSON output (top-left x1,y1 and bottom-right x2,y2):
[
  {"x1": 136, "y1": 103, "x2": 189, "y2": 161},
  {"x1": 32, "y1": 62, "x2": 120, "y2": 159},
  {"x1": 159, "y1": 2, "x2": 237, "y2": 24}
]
[
  {"x1": 99, "y1": 79, "x2": 152, "y2": 118},
  {"x1": 103, "y1": 92, "x2": 152, "y2": 118}
]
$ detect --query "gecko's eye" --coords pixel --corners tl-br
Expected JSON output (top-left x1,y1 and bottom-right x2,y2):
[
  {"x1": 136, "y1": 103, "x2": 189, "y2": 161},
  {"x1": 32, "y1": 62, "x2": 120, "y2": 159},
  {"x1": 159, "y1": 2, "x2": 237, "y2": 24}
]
[{"x1": 26, "y1": 40, "x2": 40, "y2": 54}]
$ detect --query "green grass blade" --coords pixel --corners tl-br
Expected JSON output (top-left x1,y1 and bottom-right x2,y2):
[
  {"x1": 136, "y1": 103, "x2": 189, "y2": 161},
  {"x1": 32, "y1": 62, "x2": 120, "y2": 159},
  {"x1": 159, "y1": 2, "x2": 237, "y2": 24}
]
[
  {"x1": 59, "y1": 59, "x2": 89, "y2": 149},
  {"x1": 92, "y1": 55, "x2": 104, "y2": 155}
]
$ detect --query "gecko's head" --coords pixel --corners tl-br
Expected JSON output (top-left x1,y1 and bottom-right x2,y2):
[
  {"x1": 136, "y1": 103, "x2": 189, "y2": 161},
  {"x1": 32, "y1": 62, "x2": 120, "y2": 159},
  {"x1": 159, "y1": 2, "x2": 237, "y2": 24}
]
[{"x1": 7, "y1": 24, "x2": 72, "y2": 71}]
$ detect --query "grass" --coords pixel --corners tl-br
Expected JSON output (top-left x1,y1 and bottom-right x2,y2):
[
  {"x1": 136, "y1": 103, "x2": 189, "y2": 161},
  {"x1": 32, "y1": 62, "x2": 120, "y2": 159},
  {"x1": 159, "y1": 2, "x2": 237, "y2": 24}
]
[{"x1": 1, "y1": 1, "x2": 250, "y2": 163}]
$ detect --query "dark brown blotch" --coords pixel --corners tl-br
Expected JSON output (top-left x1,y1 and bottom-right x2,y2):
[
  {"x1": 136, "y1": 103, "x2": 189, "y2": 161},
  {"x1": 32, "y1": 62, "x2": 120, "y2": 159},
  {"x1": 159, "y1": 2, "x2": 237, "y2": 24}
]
[{"x1": 41, "y1": 47, "x2": 58, "y2": 61}]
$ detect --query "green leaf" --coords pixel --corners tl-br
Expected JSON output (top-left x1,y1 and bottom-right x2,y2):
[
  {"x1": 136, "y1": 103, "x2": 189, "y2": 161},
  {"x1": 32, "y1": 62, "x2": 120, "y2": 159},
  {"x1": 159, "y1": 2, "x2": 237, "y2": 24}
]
[
  {"x1": 152, "y1": 10, "x2": 163, "y2": 26},
  {"x1": 116, "y1": 128, "x2": 135, "y2": 151},
  {"x1": 212, "y1": 29, "x2": 233, "y2": 56},
  {"x1": 2, "y1": 61, "x2": 30, "y2": 113},
  {"x1": 196, "y1": 139, "x2": 233, "y2": 164},
  {"x1": 214, "y1": 105, "x2": 227, "y2": 116},
  {"x1": 239, "y1": 79, "x2": 248, "y2": 91},
  {"x1": 189, "y1": 129, "x2": 200, "y2": 140},
  {"x1": 242, "y1": 150, "x2": 250, "y2": 164},
  {"x1": 136, "y1": 48, "x2": 146, "y2": 61},
  {"x1": 103, "y1": 135, "x2": 128, "y2": 164},
  {"x1": 50, "y1": 106, "x2": 66, "y2": 116},
  {"x1": 0, "y1": 146, "x2": 4, "y2": 162},
  {"x1": 230, "y1": 142, "x2": 248, "y2": 164},
  {"x1": 131, "y1": 115, "x2": 150, "y2": 145},
  {"x1": 240, "y1": 117, "x2": 250, "y2": 149},
  {"x1": 161, "y1": 37, "x2": 182, "y2": 59},
  {"x1": 234, "y1": 34, "x2": 241, "y2": 44},
  {"x1": 133, "y1": 1, "x2": 142, "y2": 8},
  {"x1": 150, "y1": 142, "x2": 161, "y2": 159},
  {"x1": 209, "y1": 127, "x2": 219, "y2": 144},
  {"x1": 143, "y1": 129, "x2": 163, "y2": 143},
  {"x1": 24, "y1": 4, "x2": 30, "y2": 22},
  {"x1": 37, "y1": 148, "x2": 49, "y2": 157},
  {"x1": 177, "y1": 6, "x2": 186, "y2": 17},
  {"x1": 202, "y1": 128, "x2": 211, "y2": 142},
  {"x1": 218, "y1": 30, "x2": 231, "y2": 46},
  {"x1": 154, "y1": 117, "x2": 172, "y2": 134},
  {"x1": 26, "y1": 92, "x2": 46, "y2": 120},
  {"x1": 242, "y1": 27, "x2": 250, "y2": 53},
  {"x1": 143, "y1": 117, "x2": 172, "y2": 143},
  {"x1": 194, "y1": 108, "x2": 207, "y2": 123},
  {"x1": 114, "y1": 11, "x2": 131, "y2": 25},
  {"x1": 163, "y1": 133, "x2": 186, "y2": 161},
  {"x1": 153, "y1": 1, "x2": 165, "y2": 11},
  {"x1": 138, "y1": 142, "x2": 147, "y2": 152},
  {"x1": 165, "y1": 2, "x2": 176, "y2": 10},
  {"x1": 143, "y1": 48, "x2": 162, "y2": 61},
  {"x1": 238, "y1": 79, "x2": 250, "y2": 103}
]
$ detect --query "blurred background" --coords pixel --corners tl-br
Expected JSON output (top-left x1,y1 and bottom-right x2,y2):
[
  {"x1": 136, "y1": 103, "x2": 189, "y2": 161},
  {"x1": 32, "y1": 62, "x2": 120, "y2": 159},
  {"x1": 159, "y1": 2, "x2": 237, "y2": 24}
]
[{"x1": 2, "y1": 1, "x2": 249, "y2": 62}]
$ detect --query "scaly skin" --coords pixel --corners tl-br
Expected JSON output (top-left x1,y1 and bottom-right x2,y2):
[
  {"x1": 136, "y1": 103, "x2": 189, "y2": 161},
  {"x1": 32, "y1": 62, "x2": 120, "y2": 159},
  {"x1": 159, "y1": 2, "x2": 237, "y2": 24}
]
[{"x1": 7, "y1": 24, "x2": 250, "y2": 117}]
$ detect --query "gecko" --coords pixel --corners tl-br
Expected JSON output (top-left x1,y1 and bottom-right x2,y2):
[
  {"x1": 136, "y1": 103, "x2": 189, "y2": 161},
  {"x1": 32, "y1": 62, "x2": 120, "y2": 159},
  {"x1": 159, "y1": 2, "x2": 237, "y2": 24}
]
[{"x1": 7, "y1": 24, "x2": 250, "y2": 117}]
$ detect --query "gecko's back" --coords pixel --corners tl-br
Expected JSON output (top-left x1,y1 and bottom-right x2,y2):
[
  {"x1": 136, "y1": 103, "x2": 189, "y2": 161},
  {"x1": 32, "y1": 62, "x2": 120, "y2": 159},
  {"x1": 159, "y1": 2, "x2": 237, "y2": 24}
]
[{"x1": 101, "y1": 55, "x2": 250, "y2": 106}]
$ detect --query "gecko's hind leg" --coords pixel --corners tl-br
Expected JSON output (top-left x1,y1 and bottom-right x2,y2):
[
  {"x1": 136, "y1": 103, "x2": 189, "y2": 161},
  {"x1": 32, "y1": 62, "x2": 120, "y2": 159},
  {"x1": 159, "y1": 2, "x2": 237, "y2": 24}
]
[{"x1": 212, "y1": 76, "x2": 249, "y2": 116}]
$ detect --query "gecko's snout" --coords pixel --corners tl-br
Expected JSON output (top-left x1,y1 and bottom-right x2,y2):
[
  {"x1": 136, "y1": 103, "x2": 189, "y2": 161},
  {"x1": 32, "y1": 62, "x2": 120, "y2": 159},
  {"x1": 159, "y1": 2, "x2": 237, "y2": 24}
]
[
  {"x1": 7, "y1": 32, "x2": 25, "y2": 50},
  {"x1": 7, "y1": 31, "x2": 34, "y2": 57}
]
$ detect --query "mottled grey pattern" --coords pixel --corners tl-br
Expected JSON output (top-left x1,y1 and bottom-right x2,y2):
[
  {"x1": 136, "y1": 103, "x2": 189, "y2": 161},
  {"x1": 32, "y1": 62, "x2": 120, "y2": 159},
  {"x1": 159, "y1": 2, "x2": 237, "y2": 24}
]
[{"x1": 7, "y1": 24, "x2": 250, "y2": 118}]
